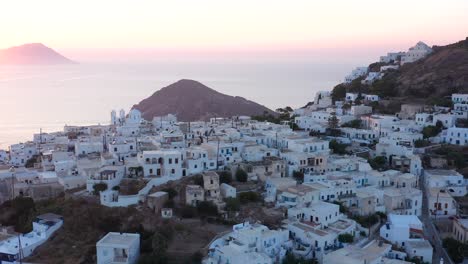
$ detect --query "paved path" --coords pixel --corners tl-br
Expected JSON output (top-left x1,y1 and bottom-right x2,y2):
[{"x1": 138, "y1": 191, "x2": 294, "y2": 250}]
[{"x1": 420, "y1": 173, "x2": 453, "y2": 264}]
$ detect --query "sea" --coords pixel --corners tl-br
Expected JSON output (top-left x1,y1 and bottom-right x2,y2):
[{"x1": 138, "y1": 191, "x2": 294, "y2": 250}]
[{"x1": 0, "y1": 59, "x2": 364, "y2": 149}]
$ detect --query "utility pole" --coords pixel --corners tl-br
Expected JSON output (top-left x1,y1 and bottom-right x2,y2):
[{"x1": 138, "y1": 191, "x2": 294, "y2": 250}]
[
  {"x1": 216, "y1": 136, "x2": 220, "y2": 170},
  {"x1": 434, "y1": 190, "x2": 440, "y2": 222},
  {"x1": 18, "y1": 233, "x2": 23, "y2": 264}
]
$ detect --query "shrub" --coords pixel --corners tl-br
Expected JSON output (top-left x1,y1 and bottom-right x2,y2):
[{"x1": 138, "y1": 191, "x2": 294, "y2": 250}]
[
  {"x1": 422, "y1": 125, "x2": 442, "y2": 138},
  {"x1": 341, "y1": 119, "x2": 362, "y2": 129},
  {"x1": 180, "y1": 206, "x2": 197, "y2": 218},
  {"x1": 443, "y1": 237, "x2": 468, "y2": 263},
  {"x1": 196, "y1": 201, "x2": 218, "y2": 216},
  {"x1": 338, "y1": 233, "x2": 354, "y2": 243},
  {"x1": 239, "y1": 191, "x2": 260, "y2": 204},
  {"x1": 414, "y1": 139, "x2": 430, "y2": 148},
  {"x1": 224, "y1": 198, "x2": 240, "y2": 212},
  {"x1": 292, "y1": 170, "x2": 304, "y2": 182},
  {"x1": 329, "y1": 139, "x2": 348, "y2": 155},
  {"x1": 112, "y1": 185, "x2": 120, "y2": 191},
  {"x1": 235, "y1": 168, "x2": 248, "y2": 182},
  {"x1": 219, "y1": 171, "x2": 232, "y2": 184},
  {"x1": 93, "y1": 183, "x2": 108, "y2": 195},
  {"x1": 369, "y1": 156, "x2": 386, "y2": 170},
  {"x1": 360, "y1": 231, "x2": 366, "y2": 237}
]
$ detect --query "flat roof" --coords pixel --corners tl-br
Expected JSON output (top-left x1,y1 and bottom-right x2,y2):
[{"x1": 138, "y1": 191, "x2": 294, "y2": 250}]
[{"x1": 97, "y1": 232, "x2": 140, "y2": 247}]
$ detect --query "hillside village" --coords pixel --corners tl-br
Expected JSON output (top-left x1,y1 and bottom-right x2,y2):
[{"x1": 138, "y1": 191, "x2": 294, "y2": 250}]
[{"x1": 2, "y1": 40, "x2": 468, "y2": 264}]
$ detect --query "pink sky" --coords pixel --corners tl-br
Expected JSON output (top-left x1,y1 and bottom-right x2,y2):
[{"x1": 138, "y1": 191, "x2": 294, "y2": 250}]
[{"x1": 1, "y1": 0, "x2": 467, "y2": 61}]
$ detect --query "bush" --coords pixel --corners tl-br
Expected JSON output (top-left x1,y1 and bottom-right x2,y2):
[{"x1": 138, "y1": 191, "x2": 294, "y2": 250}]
[
  {"x1": 93, "y1": 183, "x2": 108, "y2": 195},
  {"x1": 369, "y1": 156, "x2": 386, "y2": 170},
  {"x1": 219, "y1": 171, "x2": 232, "y2": 184},
  {"x1": 359, "y1": 231, "x2": 366, "y2": 237},
  {"x1": 338, "y1": 233, "x2": 354, "y2": 243},
  {"x1": 329, "y1": 139, "x2": 348, "y2": 155},
  {"x1": 414, "y1": 139, "x2": 430, "y2": 148},
  {"x1": 443, "y1": 237, "x2": 468, "y2": 263},
  {"x1": 196, "y1": 201, "x2": 218, "y2": 216},
  {"x1": 112, "y1": 185, "x2": 120, "y2": 191},
  {"x1": 352, "y1": 214, "x2": 379, "y2": 228},
  {"x1": 224, "y1": 197, "x2": 240, "y2": 212},
  {"x1": 422, "y1": 125, "x2": 442, "y2": 138},
  {"x1": 239, "y1": 191, "x2": 260, "y2": 204},
  {"x1": 235, "y1": 168, "x2": 248, "y2": 182},
  {"x1": 180, "y1": 206, "x2": 197, "y2": 218},
  {"x1": 341, "y1": 120, "x2": 362, "y2": 129},
  {"x1": 163, "y1": 199, "x2": 175, "y2": 208},
  {"x1": 292, "y1": 170, "x2": 304, "y2": 183},
  {"x1": 282, "y1": 252, "x2": 318, "y2": 264}
]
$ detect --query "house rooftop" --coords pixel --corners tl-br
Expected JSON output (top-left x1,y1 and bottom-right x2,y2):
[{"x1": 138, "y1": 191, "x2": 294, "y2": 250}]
[
  {"x1": 97, "y1": 232, "x2": 140, "y2": 248},
  {"x1": 406, "y1": 239, "x2": 432, "y2": 249}
]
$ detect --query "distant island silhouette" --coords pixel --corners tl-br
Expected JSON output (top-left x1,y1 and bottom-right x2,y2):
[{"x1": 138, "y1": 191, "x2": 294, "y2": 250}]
[{"x1": 0, "y1": 43, "x2": 76, "y2": 65}]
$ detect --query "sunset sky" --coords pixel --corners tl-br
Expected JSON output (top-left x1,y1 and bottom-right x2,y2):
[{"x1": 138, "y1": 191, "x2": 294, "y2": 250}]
[{"x1": 1, "y1": 0, "x2": 468, "y2": 61}]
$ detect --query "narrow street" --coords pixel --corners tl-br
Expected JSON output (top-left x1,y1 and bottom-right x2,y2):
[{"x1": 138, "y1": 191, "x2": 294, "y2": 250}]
[{"x1": 421, "y1": 173, "x2": 454, "y2": 264}]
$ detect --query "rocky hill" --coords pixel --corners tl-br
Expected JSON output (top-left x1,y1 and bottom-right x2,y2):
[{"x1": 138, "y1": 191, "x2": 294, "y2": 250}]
[
  {"x1": 0, "y1": 43, "x2": 76, "y2": 65},
  {"x1": 332, "y1": 37, "x2": 468, "y2": 104},
  {"x1": 132, "y1": 79, "x2": 276, "y2": 121}
]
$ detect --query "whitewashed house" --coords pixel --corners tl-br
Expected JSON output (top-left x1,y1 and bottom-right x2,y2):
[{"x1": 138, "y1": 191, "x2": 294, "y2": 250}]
[
  {"x1": 96, "y1": 232, "x2": 140, "y2": 264},
  {"x1": 400, "y1": 41, "x2": 432, "y2": 65}
]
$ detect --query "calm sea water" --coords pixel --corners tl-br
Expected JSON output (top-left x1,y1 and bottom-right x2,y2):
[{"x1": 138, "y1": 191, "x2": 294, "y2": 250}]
[{"x1": 0, "y1": 60, "x2": 357, "y2": 149}]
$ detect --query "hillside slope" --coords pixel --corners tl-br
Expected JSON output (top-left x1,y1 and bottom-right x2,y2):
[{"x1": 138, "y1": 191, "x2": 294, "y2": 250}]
[
  {"x1": 133, "y1": 79, "x2": 276, "y2": 121},
  {"x1": 332, "y1": 37, "x2": 468, "y2": 103}
]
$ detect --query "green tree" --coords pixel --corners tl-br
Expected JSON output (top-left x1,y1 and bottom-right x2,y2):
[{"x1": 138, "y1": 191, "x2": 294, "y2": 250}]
[
  {"x1": 219, "y1": 171, "x2": 232, "y2": 184},
  {"x1": 331, "y1": 84, "x2": 347, "y2": 102},
  {"x1": 224, "y1": 197, "x2": 241, "y2": 212},
  {"x1": 443, "y1": 237, "x2": 468, "y2": 263},
  {"x1": 328, "y1": 112, "x2": 339, "y2": 130},
  {"x1": 414, "y1": 139, "x2": 430, "y2": 148},
  {"x1": 422, "y1": 125, "x2": 442, "y2": 138},
  {"x1": 292, "y1": 170, "x2": 304, "y2": 183},
  {"x1": 369, "y1": 156, "x2": 386, "y2": 170},
  {"x1": 239, "y1": 192, "x2": 260, "y2": 204},
  {"x1": 341, "y1": 120, "x2": 362, "y2": 129},
  {"x1": 93, "y1": 183, "x2": 108, "y2": 195},
  {"x1": 329, "y1": 140, "x2": 348, "y2": 155},
  {"x1": 235, "y1": 168, "x2": 248, "y2": 182},
  {"x1": 196, "y1": 201, "x2": 218, "y2": 216},
  {"x1": 282, "y1": 252, "x2": 318, "y2": 264},
  {"x1": 338, "y1": 233, "x2": 354, "y2": 243}
]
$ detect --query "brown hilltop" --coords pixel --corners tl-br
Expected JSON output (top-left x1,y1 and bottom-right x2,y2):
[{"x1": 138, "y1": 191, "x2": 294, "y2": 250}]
[{"x1": 132, "y1": 79, "x2": 276, "y2": 121}]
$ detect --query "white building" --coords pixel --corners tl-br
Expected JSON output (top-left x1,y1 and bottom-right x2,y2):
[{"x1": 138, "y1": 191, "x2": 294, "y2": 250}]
[
  {"x1": 452, "y1": 94, "x2": 468, "y2": 104},
  {"x1": 441, "y1": 126, "x2": 468, "y2": 146},
  {"x1": 400, "y1": 42, "x2": 432, "y2": 65},
  {"x1": 344, "y1": 67, "x2": 368, "y2": 83},
  {"x1": 380, "y1": 214, "x2": 424, "y2": 246},
  {"x1": 138, "y1": 150, "x2": 186, "y2": 177},
  {"x1": 96, "y1": 232, "x2": 140, "y2": 264},
  {"x1": 380, "y1": 52, "x2": 405, "y2": 63},
  {"x1": 204, "y1": 222, "x2": 289, "y2": 264},
  {"x1": 424, "y1": 169, "x2": 466, "y2": 196},
  {"x1": 0, "y1": 213, "x2": 63, "y2": 263},
  {"x1": 220, "y1": 183, "x2": 236, "y2": 198}
]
